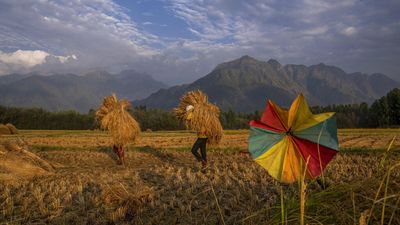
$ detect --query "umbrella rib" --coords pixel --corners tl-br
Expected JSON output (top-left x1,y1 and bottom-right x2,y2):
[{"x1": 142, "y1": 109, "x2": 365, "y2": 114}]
[
  {"x1": 279, "y1": 137, "x2": 290, "y2": 182},
  {"x1": 288, "y1": 137, "x2": 300, "y2": 183},
  {"x1": 270, "y1": 102, "x2": 289, "y2": 131}
]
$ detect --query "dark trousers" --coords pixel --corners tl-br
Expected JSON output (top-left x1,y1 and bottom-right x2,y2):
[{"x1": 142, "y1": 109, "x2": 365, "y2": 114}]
[{"x1": 191, "y1": 138, "x2": 207, "y2": 162}]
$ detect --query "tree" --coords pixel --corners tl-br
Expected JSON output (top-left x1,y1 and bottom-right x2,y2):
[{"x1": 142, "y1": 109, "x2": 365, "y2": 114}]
[{"x1": 386, "y1": 88, "x2": 400, "y2": 126}]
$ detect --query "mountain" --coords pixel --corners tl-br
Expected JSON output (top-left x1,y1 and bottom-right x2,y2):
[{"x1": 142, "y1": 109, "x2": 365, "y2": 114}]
[
  {"x1": 0, "y1": 73, "x2": 31, "y2": 85},
  {"x1": 134, "y1": 56, "x2": 399, "y2": 112},
  {"x1": 0, "y1": 70, "x2": 166, "y2": 112}
]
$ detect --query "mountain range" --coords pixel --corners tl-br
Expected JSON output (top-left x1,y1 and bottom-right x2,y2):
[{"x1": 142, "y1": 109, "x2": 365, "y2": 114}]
[
  {"x1": 134, "y1": 56, "x2": 399, "y2": 112},
  {"x1": 0, "y1": 56, "x2": 398, "y2": 112},
  {"x1": 0, "y1": 70, "x2": 166, "y2": 112}
]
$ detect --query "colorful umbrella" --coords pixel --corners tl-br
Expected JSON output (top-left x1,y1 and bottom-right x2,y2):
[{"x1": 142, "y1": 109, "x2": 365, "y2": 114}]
[{"x1": 248, "y1": 94, "x2": 339, "y2": 183}]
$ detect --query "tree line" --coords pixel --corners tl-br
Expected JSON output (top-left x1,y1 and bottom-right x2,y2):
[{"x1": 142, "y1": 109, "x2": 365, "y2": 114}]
[
  {"x1": 0, "y1": 88, "x2": 398, "y2": 130},
  {"x1": 311, "y1": 88, "x2": 399, "y2": 128}
]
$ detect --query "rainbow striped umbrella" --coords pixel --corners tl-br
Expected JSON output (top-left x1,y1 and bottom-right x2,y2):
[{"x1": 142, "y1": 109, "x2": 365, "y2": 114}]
[{"x1": 248, "y1": 94, "x2": 339, "y2": 183}]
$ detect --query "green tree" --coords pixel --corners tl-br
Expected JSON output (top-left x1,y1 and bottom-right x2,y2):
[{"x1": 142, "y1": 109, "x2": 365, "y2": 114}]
[{"x1": 386, "y1": 88, "x2": 400, "y2": 126}]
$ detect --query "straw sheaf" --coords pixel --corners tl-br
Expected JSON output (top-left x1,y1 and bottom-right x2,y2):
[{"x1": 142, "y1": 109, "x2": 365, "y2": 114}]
[
  {"x1": 96, "y1": 94, "x2": 140, "y2": 146},
  {"x1": 0, "y1": 140, "x2": 54, "y2": 185},
  {"x1": 5, "y1": 123, "x2": 18, "y2": 134},
  {"x1": 0, "y1": 124, "x2": 11, "y2": 135},
  {"x1": 96, "y1": 94, "x2": 119, "y2": 121},
  {"x1": 174, "y1": 90, "x2": 223, "y2": 145}
]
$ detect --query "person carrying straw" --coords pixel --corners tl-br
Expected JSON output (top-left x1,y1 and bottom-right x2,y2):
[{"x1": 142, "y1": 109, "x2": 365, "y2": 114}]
[
  {"x1": 96, "y1": 94, "x2": 140, "y2": 166},
  {"x1": 174, "y1": 90, "x2": 223, "y2": 172}
]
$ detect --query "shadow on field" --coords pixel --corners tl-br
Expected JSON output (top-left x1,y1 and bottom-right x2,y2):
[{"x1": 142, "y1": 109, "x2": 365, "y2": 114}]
[
  {"x1": 96, "y1": 146, "x2": 120, "y2": 164},
  {"x1": 136, "y1": 146, "x2": 189, "y2": 167}
]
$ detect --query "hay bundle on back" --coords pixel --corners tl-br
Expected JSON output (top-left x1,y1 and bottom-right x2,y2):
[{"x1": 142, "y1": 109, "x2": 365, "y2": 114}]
[
  {"x1": 96, "y1": 94, "x2": 140, "y2": 146},
  {"x1": 174, "y1": 90, "x2": 223, "y2": 145},
  {"x1": 5, "y1": 123, "x2": 18, "y2": 134},
  {"x1": 0, "y1": 124, "x2": 11, "y2": 135}
]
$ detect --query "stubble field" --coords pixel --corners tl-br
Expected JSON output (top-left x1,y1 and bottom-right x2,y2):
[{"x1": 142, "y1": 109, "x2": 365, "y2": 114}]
[{"x1": 1, "y1": 129, "x2": 399, "y2": 224}]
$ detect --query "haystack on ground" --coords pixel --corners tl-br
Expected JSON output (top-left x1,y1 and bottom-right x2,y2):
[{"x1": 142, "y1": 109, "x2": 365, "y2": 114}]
[
  {"x1": 96, "y1": 94, "x2": 140, "y2": 147},
  {"x1": 5, "y1": 123, "x2": 18, "y2": 134},
  {"x1": 0, "y1": 124, "x2": 11, "y2": 135},
  {"x1": 174, "y1": 90, "x2": 223, "y2": 145},
  {"x1": 0, "y1": 140, "x2": 54, "y2": 185}
]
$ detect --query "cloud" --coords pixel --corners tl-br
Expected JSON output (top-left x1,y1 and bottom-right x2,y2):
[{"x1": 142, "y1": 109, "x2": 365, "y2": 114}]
[
  {"x1": 167, "y1": 0, "x2": 235, "y2": 41},
  {"x1": 0, "y1": 0, "x2": 399, "y2": 83},
  {"x1": 0, "y1": 50, "x2": 77, "y2": 74},
  {"x1": 0, "y1": 50, "x2": 49, "y2": 68},
  {"x1": 164, "y1": 0, "x2": 400, "y2": 81},
  {"x1": 341, "y1": 26, "x2": 357, "y2": 36},
  {"x1": 0, "y1": 0, "x2": 160, "y2": 74}
]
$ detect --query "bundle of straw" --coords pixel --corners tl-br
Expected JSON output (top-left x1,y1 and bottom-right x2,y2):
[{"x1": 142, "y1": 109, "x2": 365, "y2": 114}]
[
  {"x1": 96, "y1": 94, "x2": 119, "y2": 121},
  {"x1": 5, "y1": 123, "x2": 18, "y2": 134},
  {"x1": 96, "y1": 94, "x2": 140, "y2": 146},
  {"x1": 0, "y1": 124, "x2": 11, "y2": 135},
  {"x1": 174, "y1": 90, "x2": 223, "y2": 145}
]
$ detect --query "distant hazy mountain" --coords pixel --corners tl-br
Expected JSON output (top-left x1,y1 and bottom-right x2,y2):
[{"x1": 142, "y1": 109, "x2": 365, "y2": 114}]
[
  {"x1": 134, "y1": 56, "x2": 399, "y2": 112},
  {"x1": 0, "y1": 73, "x2": 31, "y2": 85},
  {"x1": 0, "y1": 70, "x2": 166, "y2": 112}
]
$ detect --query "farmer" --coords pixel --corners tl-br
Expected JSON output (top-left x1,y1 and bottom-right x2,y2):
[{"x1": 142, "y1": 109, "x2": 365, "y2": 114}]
[
  {"x1": 96, "y1": 94, "x2": 141, "y2": 167},
  {"x1": 112, "y1": 144, "x2": 125, "y2": 166},
  {"x1": 185, "y1": 105, "x2": 208, "y2": 171},
  {"x1": 174, "y1": 90, "x2": 223, "y2": 173}
]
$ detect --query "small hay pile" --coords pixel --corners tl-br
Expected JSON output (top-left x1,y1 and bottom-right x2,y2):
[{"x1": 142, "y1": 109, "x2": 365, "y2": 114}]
[
  {"x1": 5, "y1": 123, "x2": 18, "y2": 134},
  {"x1": 0, "y1": 139, "x2": 54, "y2": 185},
  {"x1": 174, "y1": 90, "x2": 223, "y2": 145},
  {"x1": 0, "y1": 124, "x2": 11, "y2": 135},
  {"x1": 96, "y1": 94, "x2": 140, "y2": 146},
  {"x1": 103, "y1": 182, "x2": 154, "y2": 222},
  {"x1": 0, "y1": 123, "x2": 18, "y2": 135}
]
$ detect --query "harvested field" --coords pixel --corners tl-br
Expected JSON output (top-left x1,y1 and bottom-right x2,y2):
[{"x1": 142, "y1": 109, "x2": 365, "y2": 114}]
[
  {"x1": 1, "y1": 129, "x2": 399, "y2": 224},
  {"x1": 2, "y1": 129, "x2": 399, "y2": 150}
]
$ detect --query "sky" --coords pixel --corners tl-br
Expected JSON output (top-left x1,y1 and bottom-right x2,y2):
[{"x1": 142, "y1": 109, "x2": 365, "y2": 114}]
[{"x1": 0, "y1": 0, "x2": 399, "y2": 84}]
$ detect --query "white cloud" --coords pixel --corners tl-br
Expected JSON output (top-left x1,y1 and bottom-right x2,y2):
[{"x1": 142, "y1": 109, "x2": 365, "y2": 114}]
[
  {"x1": 0, "y1": 50, "x2": 49, "y2": 68},
  {"x1": 56, "y1": 54, "x2": 78, "y2": 63},
  {"x1": 0, "y1": 0, "x2": 161, "y2": 74},
  {"x1": 167, "y1": 0, "x2": 235, "y2": 41},
  {"x1": 0, "y1": 50, "x2": 77, "y2": 74},
  {"x1": 341, "y1": 26, "x2": 357, "y2": 36}
]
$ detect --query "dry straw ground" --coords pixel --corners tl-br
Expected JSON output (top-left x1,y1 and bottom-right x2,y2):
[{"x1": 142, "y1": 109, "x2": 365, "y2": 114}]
[{"x1": 0, "y1": 129, "x2": 399, "y2": 224}]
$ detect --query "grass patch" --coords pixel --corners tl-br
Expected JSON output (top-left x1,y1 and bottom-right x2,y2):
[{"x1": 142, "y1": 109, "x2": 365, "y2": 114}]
[
  {"x1": 30, "y1": 145, "x2": 73, "y2": 152},
  {"x1": 340, "y1": 147, "x2": 400, "y2": 155}
]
